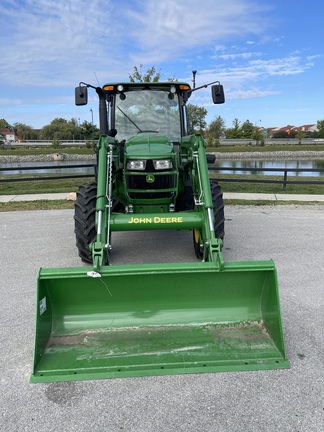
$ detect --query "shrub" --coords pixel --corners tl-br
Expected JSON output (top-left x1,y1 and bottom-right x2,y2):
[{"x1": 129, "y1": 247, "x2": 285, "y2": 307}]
[{"x1": 52, "y1": 139, "x2": 61, "y2": 148}]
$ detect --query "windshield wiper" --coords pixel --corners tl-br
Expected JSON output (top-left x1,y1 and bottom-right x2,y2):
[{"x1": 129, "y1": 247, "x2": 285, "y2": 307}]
[{"x1": 117, "y1": 106, "x2": 142, "y2": 133}]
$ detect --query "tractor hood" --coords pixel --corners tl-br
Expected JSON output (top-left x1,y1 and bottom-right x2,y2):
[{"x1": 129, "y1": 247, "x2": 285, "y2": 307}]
[{"x1": 125, "y1": 133, "x2": 173, "y2": 157}]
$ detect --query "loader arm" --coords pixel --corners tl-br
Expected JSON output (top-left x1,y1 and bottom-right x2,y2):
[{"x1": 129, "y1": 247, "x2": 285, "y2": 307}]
[
  {"x1": 91, "y1": 134, "x2": 116, "y2": 272},
  {"x1": 181, "y1": 134, "x2": 224, "y2": 268}
]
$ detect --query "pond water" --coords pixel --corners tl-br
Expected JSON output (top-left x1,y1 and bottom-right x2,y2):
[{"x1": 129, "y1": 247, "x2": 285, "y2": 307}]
[
  {"x1": 0, "y1": 159, "x2": 323, "y2": 177},
  {"x1": 0, "y1": 161, "x2": 95, "y2": 176},
  {"x1": 213, "y1": 160, "x2": 324, "y2": 177}
]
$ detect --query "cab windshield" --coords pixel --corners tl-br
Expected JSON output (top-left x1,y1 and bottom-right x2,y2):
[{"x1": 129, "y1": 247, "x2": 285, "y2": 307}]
[{"x1": 115, "y1": 90, "x2": 181, "y2": 142}]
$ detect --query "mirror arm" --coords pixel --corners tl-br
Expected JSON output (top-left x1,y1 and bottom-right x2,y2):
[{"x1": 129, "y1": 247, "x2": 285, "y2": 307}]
[
  {"x1": 184, "y1": 80, "x2": 220, "y2": 96},
  {"x1": 79, "y1": 81, "x2": 97, "y2": 90}
]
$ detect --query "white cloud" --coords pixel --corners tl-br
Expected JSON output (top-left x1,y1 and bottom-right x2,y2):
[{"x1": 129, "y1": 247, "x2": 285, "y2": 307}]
[
  {"x1": 0, "y1": 98, "x2": 24, "y2": 106},
  {"x1": 218, "y1": 52, "x2": 263, "y2": 60},
  {"x1": 0, "y1": 0, "x2": 128, "y2": 87},
  {"x1": 179, "y1": 53, "x2": 315, "y2": 110},
  {"x1": 195, "y1": 55, "x2": 314, "y2": 90},
  {"x1": 127, "y1": 0, "x2": 272, "y2": 63},
  {"x1": 248, "y1": 57, "x2": 311, "y2": 76},
  {"x1": 226, "y1": 88, "x2": 280, "y2": 99},
  {"x1": 0, "y1": 0, "x2": 275, "y2": 92}
]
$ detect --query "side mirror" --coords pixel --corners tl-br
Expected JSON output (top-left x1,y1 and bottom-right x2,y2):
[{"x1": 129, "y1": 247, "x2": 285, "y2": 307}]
[
  {"x1": 75, "y1": 85, "x2": 88, "y2": 106},
  {"x1": 211, "y1": 84, "x2": 225, "y2": 104}
]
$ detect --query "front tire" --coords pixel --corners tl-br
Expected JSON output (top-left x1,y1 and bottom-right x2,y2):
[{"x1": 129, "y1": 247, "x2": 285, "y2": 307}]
[
  {"x1": 210, "y1": 179, "x2": 225, "y2": 240},
  {"x1": 74, "y1": 182, "x2": 97, "y2": 263},
  {"x1": 193, "y1": 180, "x2": 225, "y2": 258}
]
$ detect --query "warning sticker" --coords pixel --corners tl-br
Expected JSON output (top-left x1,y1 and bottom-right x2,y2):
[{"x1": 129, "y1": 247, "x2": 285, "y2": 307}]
[{"x1": 39, "y1": 297, "x2": 46, "y2": 315}]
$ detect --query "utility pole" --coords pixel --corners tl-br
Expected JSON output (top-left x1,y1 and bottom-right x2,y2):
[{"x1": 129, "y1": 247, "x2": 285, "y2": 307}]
[
  {"x1": 78, "y1": 118, "x2": 82, "y2": 141},
  {"x1": 90, "y1": 108, "x2": 94, "y2": 142}
]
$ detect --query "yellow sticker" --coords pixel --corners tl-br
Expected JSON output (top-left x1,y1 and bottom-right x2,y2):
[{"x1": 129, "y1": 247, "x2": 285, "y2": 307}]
[{"x1": 128, "y1": 216, "x2": 183, "y2": 224}]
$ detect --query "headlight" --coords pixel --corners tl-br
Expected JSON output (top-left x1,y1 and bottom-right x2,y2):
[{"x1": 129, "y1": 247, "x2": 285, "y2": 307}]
[
  {"x1": 127, "y1": 160, "x2": 146, "y2": 170},
  {"x1": 153, "y1": 159, "x2": 173, "y2": 170}
]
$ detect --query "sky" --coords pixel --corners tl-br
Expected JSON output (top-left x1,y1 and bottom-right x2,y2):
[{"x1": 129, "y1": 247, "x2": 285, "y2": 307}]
[{"x1": 0, "y1": 0, "x2": 323, "y2": 131}]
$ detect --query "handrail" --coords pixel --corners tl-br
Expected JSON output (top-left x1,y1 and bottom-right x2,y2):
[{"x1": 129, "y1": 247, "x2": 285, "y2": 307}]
[
  {"x1": 1, "y1": 163, "x2": 95, "y2": 171},
  {"x1": 0, "y1": 163, "x2": 96, "y2": 183},
  {"x1": 0, "y1": 163, "x2": 323, "y2": 190},
  {"x1": 208, "y1": 166, "x2": 324, "y2": 190}
]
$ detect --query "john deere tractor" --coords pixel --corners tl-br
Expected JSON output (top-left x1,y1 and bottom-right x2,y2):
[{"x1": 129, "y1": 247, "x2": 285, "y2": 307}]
[
  {"x1": 74, "y1": 80, "x2": 225, "y2": 270},
  {"x1": 30, "y1": 79, "x2": 289, "y2": 383}
]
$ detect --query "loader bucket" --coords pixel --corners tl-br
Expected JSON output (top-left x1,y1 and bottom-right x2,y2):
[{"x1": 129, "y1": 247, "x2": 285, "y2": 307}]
[{"x1": 31, "y1": 261, "x2": 289, "y2": 383}]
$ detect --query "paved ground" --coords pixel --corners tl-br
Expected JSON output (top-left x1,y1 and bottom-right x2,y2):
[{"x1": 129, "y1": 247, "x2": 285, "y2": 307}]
[{"x1": 0, "y1": 206, "x2": 323, "y2": 431}]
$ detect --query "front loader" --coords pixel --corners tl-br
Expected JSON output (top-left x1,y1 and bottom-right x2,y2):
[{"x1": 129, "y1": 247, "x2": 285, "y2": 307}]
[{"x1": 31, "y1": 80, "x2": 289, "y2": 383}]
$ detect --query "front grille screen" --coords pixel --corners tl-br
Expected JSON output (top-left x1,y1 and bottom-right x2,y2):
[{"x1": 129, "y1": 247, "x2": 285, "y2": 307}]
[{"x1": 126, "y1": 173, "x2": 176, "y2": 200}]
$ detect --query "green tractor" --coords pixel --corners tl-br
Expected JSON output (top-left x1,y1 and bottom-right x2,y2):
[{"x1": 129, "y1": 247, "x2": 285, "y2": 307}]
[
  {"x1": 74, "y1": 81, "x2": 225, "y2": 270},
  {"x1": 31, "y1": 80, "x2": 289, "y2": 383}
]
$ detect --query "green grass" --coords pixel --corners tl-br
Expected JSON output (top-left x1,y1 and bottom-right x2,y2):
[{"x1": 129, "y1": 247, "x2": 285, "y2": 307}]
[
  {"x1": 0, "y1": 200, "x2": 74, "y2": 212},
  {"x1": 1, "y1": 172, "x2": 323, "y2": 196},
  {"x1": 0, "y1": 175, "x2": 93, "y2": 195},
  {"x1": 0, "y1": 173, "x2": 323, "y2": 212},
  {"x1": 1, "y1": 196, "x2": 322, "y2": 212}
]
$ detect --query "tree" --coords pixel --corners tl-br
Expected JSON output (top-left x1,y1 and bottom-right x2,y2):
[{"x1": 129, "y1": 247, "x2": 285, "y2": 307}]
[
  {"x1": 129, "y1": 64, "x2": 162, "y2": 83},
  {"x1": 81, "y1": 120, "x2": 99, "y2": 140},
  {"x1": 0, "y1": 118, "x2": 8, "y2": 130},
  {"x1": 252, "y1": 127, "x2": 264, "y2": 145},
  {"x1": 206, "y1": 115, "x2": 226, "y2": 145},
  {"x1": 186, "y1": 104, "x2": 207, "y2": 134},
  {"x1": 128, "y1": 65, "x2": 205, "y2": 135},
  {"x1": 241, "y1": 120, "x2": 254, "y2": 139},
  {"x1": 40, "y1": 118, "x2": 80, "y2": 140},
  {"x1": 129, "y1": 64, "x2": 178, "y2": 83},
  {"x1": 13, "y1": 122, "x2": 39, "y2": 140},
  {"x1": 316, "y1": 120, "x2": 324, "y2": 138},
  {"x1": 294, "y1": 128, "x2": 305, "y2": 145},
  {"x1": 225, "y1": 118, "x2": 242, "y2": 139}
]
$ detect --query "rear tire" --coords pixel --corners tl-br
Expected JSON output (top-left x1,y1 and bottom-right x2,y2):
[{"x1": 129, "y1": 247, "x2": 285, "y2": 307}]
[
  {"x1": 210, "y1": 179, "x2": 225, "y2": 240},
  {"x1": 193, "y1": 180, "x2": 225, "y2": 258},
  {"x1": 74, "y1": 182, "x2": 97, "y2": 263}
]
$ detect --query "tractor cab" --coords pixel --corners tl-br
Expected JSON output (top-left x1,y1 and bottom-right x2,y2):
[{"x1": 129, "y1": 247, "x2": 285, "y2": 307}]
[
  {"x1": 107, "y1": 83, "x2": 184, "y2": 143},
  {"x1": 75, "y1": 81, "x2": 225, "y2": 140}
]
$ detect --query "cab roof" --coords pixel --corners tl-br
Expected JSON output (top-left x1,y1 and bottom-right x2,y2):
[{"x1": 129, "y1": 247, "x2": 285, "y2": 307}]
[{"x1": 102, "y1": 82, "x2": 191, "y2": 92}]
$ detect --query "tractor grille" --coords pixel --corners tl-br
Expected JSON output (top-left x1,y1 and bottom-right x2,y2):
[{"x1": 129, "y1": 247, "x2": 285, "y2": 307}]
[{"x1": 126, "y1": 173, "x2": 176, "y2": 200}]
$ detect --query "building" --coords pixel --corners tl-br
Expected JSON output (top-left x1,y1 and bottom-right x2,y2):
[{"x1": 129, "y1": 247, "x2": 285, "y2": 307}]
[
  {"x1": 267, "y1": 124, "x2": 318, "y2": 137},
  {"x1": 0, "y1": 127, "x2": 16, "y2": 143}
]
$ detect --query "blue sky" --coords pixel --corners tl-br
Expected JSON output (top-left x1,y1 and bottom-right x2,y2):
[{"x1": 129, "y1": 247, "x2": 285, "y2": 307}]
[{"x1": 0, "y1": 0, "x2": 323, "y2": 130}]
